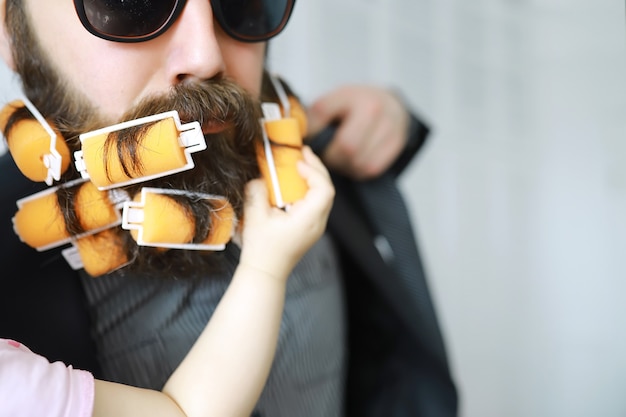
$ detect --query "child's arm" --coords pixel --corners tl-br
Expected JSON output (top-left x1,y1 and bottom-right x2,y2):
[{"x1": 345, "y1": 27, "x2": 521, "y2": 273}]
[{"x1": 92, "y1": 146, "x2": 334, "y2": 417}]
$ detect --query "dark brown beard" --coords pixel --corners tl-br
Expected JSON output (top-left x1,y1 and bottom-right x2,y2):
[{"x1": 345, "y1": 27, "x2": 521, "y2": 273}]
[
  {"x1": 5, "y1": 0, "x2": 104, "y2": 149},
  {"x1": 111, "y1": 79, "x2": 263, "y2": 276},
  {"x1": 113, "y1": 78, "x2": 263, "y2": 223},
  {"x1": 4, "y1": 0, "x2": 266, "y2": 278}
]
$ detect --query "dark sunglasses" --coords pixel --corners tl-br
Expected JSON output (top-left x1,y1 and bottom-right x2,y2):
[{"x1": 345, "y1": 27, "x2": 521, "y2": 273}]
[{"x1": 73, "y1": 0, "x2": 296, "y2": 43}]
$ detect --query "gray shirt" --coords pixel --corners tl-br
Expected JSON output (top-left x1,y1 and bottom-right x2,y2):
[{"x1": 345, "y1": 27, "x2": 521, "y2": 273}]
[{"x1": 80, "y1": 233, "x2": 346, "y2": 417}]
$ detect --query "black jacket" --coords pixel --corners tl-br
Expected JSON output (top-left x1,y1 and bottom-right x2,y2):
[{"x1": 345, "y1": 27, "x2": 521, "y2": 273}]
[
  {"x1": 0, "y1": 153, "x2": 101, "y2": 374},
  {"x1": 0, "y1": 112, "x2": 457, "y2": 416},
  {"x1": 313, "y1": 115, "x2": 458, "y2": 417}
]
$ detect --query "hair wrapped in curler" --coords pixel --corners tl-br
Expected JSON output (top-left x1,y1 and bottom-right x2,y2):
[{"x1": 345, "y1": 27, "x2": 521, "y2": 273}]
[
  {"x1": 12, "y1": 180, "x2": 122, "y2": 251},
  {"x1": 71, "y1": 228, "x2": 130, "y2": 277},
  {"x1": 74, "y1": 111, "x2": 206, "y2": 190},
  {"x1": 0, "y1": 98, "x2": 71, "y2": 184},
  {"x1": 12, "y1": 180, "x2": 130, "y2": 277},
  {"x1": 122, "y1": 187, "x2": 236, "y2": 251},
  {"x1": 256, "y1": 73, "x2": 310, "y2": 209}
]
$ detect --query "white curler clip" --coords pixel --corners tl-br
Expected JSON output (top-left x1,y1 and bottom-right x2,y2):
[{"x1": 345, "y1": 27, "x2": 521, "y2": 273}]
[{"x1": 74, "y1": 110, "x2": 206, "y2": 190}]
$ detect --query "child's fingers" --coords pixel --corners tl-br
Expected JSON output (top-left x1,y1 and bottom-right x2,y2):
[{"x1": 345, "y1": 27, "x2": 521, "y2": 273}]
[
  {"x1": 243, "y1": 178, "x2": 270, "y2": 214},
  {"x1": 300, "y1": 146, "x2": 331, "y2": 180},
  {"x1": 244, "y1": 178, "x2": 267, "y2": 200},
  {"x1": 296, "y1": 160, "x2": 334, "y2": 204},
  {"x1": 294, "y1": 155, "x2": 335, "y2": 223},
  {"x1": 297, "y1": 148, "x2": 332, "y2": 190}
]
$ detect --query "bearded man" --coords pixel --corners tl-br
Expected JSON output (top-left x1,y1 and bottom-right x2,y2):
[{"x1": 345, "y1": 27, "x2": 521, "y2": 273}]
[{"x1": 0, "y1": 1, "x2": 458, "y2": 416}]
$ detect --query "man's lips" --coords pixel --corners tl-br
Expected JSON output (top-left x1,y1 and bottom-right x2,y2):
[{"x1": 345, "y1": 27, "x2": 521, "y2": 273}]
[{"x1": 202, "y1": 121, "x2": 230, "y2": 135}]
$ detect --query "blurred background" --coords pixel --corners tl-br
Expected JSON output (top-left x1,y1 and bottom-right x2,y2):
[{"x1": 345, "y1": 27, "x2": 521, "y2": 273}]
[
  {"x1": 1, "y1": 1, "x2": 625, "y2": 416},
  {"x1": 268, "y1": 1, "x2": 625, "y2": 417}
]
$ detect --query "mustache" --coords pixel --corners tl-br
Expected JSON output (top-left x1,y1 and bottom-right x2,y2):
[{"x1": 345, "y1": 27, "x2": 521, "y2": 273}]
[
  {"x1": 121, "y1": 77, "x2": 262, "y2": 129},
  {"x1": 98, "y1": 77, "x2": 263, "y2": 188},
  {"x1": 82, "y1": 78, "x2": 264, "y2": 277}
]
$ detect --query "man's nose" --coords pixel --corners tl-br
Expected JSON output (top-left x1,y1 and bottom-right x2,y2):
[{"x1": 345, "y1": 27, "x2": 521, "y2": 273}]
[{"x1": 164, "y1": 0, "x2": 225, "y2": 84}]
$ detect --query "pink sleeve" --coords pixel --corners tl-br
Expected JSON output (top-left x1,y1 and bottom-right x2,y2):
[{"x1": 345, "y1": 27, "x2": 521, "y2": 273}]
[{"x1": 0, "y1": 338, "x2": 94, "y2": 417}]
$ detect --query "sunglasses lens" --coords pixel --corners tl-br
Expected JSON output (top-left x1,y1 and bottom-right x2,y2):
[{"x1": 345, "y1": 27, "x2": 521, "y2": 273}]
[
  {"x1": 218, "y1": 0, "x2": 291, "y2": 41},
  {"x1": 82, "y1": 0, "x2": 179, "y2": 38}
]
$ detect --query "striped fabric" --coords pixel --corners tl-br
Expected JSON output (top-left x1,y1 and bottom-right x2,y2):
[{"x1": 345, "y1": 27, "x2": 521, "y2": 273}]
[
  {"x1": 80, "y1": 233, "x2": 346, "y2": 417},
  {"x1": 353, "y1": 175, "x2": 450, "y2": 368}
]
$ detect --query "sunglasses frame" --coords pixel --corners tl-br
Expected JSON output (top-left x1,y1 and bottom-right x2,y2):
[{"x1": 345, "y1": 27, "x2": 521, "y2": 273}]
[{"x1": 73, "y1": 0, "x2": 296, "y2": 43}]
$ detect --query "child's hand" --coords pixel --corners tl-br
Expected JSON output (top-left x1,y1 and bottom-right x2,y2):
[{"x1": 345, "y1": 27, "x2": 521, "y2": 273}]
[{"x1": 239, "y1": 146, "x2": 335, "y2": 281}]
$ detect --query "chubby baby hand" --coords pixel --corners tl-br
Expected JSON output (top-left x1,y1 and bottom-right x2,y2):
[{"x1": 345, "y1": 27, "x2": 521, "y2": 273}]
[{"x1": 239, "y1": 146, "x2": 335, "y2": 280}]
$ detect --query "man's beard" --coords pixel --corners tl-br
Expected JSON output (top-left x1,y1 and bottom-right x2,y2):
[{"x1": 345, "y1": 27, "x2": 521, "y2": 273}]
[{"x1": 5, "y1": 0, "x2": 267, "y2": 277}]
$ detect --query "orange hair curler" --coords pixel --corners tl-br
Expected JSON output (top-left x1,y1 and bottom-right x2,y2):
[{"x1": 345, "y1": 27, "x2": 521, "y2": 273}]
[
  {"x1": 13, "y1": 186, "x2": 70, "y2": 250},
  {"x1": 287, "y1": 95, "x2": 308, "y2": 138},
  {"x1": 0, "y1": 98, "x2": 70, "y2": 184},
  {"x1": 73, "y1": 229, "x2": 129, "y2": 277},
  {"x1": 75, "y1": 181, "x2": 123, "y2": 231},
  {"x1": 74, "y1": 111, "x2": 206, "y2": 190},
  {"x1": 205, "y1": 201, "x2": 235, "y2": 247},
  {"x1": 13, "y1": 180, "x2": 122, "y2": 251},
  {"x1": 122, "y1": 187, "x2": 235, "y2": 250},
  {"x1": 256, "y1": 102, "x2": 308, "y2": 208}
]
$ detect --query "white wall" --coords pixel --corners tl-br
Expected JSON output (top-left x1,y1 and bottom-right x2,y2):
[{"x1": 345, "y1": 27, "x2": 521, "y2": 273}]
[
  {"x1": 0, "y1": 61, "x2": 20, "y2": 154},
  {"x1": 1, "y1": 1, "x2": 625, "y2": 416},
  {"x1": 269, "y1": 1, "x2": 626, "y2": 417}
]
